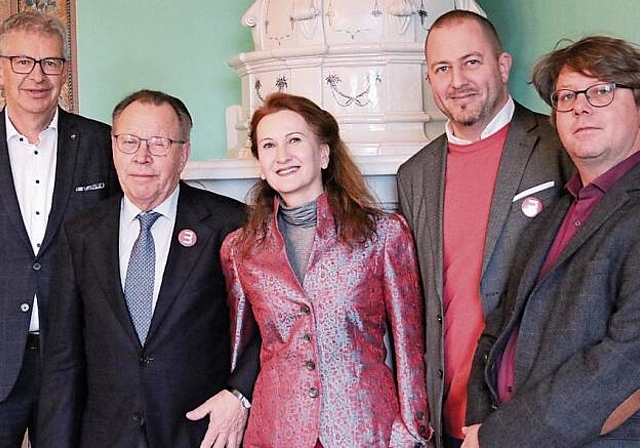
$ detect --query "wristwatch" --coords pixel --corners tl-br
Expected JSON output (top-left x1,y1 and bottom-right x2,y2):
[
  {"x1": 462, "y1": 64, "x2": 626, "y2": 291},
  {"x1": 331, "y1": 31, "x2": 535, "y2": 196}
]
[{"x1": 226, "y1": 387, "x2": 252, "y2": 409}]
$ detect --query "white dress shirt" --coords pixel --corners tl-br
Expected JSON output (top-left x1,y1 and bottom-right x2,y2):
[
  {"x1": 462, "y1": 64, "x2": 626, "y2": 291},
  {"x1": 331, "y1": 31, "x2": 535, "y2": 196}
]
[
  {"x1": 6, "y1": 109, "x2": 59, "y2": 332},
  {"x1": 119, "y1": 185, "x2": 179, "y2": 312}
]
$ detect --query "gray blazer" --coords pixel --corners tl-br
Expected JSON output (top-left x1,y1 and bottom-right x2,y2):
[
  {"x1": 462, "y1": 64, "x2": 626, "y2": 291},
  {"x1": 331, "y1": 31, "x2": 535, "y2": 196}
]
[
  {"x1": 396, "y1": 102, "x2": 574, "y2": 446},
  {"x1": 467, "y1": 161, "x2": 640, "y2": 447},
  {"x1": 0, "y1": 108, "x2": 118, "y2": 402}
]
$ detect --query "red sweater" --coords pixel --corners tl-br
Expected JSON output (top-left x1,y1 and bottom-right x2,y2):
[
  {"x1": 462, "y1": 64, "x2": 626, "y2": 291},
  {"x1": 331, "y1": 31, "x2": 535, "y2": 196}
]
[{"x1": 442, "y1": 124, "x2": 509, "y2": 439}]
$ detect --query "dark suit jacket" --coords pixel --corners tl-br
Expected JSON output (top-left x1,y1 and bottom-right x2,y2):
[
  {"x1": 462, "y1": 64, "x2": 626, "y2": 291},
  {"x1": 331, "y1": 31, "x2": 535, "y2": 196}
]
[
  {"x1": 38, "y1": 182, "x2": 258, "y2": 448},
  {"x1": 396, "y1": 103, "x2": 574, "y2": 446},
  {"x1": 0, "y1": 108, "x2": 117, "y2": 402},
  {"x1": 467, "y1": 162, "x2": 640, "y2": 447}
]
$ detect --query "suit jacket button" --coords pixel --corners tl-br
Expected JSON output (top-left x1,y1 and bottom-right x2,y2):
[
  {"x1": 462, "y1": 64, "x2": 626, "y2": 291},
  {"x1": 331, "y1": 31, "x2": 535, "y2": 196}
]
[
  {"x1": 309, "y1": 387, "x2": 319, "y2": 398},
  {"x1": 302, "y1": 333, "x2": 312, "y2": 342},
  {"x1": 300, "y1": 305, "x2": 310, "y2": 315},
  {"x1": 305, "y1": 360, "x2": 316, "y2": 371},
  {"x1": 20, "y1": 303, "x2": 30, "y2": 312},
  {"x1": 32, "y1": 262, "x2": 42, "y2": 271},
  {"x1": 416, "y1": 411, "x2": 425, "y2": 420},
  {"x1": 132, "y1": 411, "x2": 142, "y2": 422},
  {"x1": 419, "y1": 424, "x2": 427, "y2": 434}
]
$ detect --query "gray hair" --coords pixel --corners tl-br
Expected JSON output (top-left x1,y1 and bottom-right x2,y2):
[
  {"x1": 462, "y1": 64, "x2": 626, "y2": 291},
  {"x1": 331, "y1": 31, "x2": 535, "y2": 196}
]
[{"x1": 0, "y1": 10, "x2": 69, "y2": 59}]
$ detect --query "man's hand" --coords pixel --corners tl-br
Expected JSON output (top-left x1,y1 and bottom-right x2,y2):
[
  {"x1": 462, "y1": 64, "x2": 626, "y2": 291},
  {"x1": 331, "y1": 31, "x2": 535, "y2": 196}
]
[
  {"x1": 186, "y1": 389, "x2": 249, "y2": 448},
  {"x1": 461, "y1": 424, "x2": 482, "y2": 448}
]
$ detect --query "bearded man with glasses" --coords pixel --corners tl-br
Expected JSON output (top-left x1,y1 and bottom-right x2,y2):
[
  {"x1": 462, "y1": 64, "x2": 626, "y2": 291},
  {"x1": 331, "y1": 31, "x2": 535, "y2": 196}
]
[
  {"x1": 464, "y1": 35, "x2": 640, "y2": 448},
  {"x1": 0, "y1": 11, "x2": 118, "y2": 448}
]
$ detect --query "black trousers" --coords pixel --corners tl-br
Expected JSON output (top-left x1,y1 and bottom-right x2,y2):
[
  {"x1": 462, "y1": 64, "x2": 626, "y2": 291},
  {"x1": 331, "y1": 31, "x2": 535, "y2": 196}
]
[
  {"x1": 443, "y1": 434, "x2": 463, "y2": 448},
  {"x1": 0, "y1": 334, "x2": 40, "y2": 448}
]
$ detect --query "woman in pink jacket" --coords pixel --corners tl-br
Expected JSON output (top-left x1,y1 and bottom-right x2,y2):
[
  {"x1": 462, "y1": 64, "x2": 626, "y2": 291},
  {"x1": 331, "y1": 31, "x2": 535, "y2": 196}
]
[{"x1": 221, "y1": 92, "x2": 431, "y2": 447}]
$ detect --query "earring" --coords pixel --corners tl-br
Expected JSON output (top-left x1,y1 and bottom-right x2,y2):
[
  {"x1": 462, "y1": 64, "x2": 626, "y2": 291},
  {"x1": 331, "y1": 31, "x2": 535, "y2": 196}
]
[
  {"x1": 321, "y1": 162, "x2": 328, "y2": 169},
  {"x1": 260, "y1": 173, "x2": 266, "y2": 180}
]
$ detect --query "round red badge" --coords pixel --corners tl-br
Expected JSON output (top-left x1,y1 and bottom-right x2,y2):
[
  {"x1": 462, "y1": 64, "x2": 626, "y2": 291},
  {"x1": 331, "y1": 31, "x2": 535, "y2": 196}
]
[
  {"x1": 521, "y1": 197, "x2": 544, "y2": 218},
  {"x1": 178, "y1": 229, "x2": 198, "y2": 247}
]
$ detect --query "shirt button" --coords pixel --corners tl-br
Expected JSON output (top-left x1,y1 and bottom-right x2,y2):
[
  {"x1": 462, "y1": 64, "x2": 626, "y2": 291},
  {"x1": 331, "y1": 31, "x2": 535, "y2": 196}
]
[
  {"x1": 309, "y1": 387, "x2": 319, "y2": 398},
  {"x1": 302, "y1": 334, "x2": 312, "y2": 342},
  {"x1": 575, "y1": 220, "x2": 582, "y2": 227},
  {"x1": 132, "y1": 412, "x2": 142, "y2": 422},
  {"x1": 20, "y1": 303, "x2": 30, "y2": 312},
  {"x1": 305, "y1": 360, "x2": 316, "y2": 371},
  {"x1": 33, "y1": 262, "x2": 42, "y2": 271},
  {"x1": 300, "y1": 305, "x2": 310, "y2": 315}
]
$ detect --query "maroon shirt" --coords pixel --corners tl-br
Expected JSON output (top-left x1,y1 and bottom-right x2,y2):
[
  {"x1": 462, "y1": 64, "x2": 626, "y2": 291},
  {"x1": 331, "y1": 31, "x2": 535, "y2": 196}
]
[{"x1": 497, "y1": 150, "x2": 640, "y2": 402}]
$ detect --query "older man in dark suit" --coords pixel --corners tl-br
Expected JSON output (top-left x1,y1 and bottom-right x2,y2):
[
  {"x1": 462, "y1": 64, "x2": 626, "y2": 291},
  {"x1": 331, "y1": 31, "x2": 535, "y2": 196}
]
[
  {"x1": 464, "y1": 36, "x2": 640, "y2": 447},
  {"x1": 0, "y1": 11, "x2": 118, "y2": 447},
  {"x1": 396, "y1": 10, "x2": 574, "y2": 448},
  {"x1": 38, "y1": 90, "x2": 258, "y2": 448}
]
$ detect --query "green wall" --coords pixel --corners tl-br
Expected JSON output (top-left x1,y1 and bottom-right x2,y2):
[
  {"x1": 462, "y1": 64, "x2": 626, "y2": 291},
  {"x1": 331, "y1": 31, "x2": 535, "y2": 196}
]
[
  {"x1": 75, "y1": 1, "x2": 640, "y2": 160},
  {"x1": 479, "y1": 0, "x2": 640, "y2": 113},
  {"x1": 76, "y1": 0, "x2": 253, "y2": 160}
]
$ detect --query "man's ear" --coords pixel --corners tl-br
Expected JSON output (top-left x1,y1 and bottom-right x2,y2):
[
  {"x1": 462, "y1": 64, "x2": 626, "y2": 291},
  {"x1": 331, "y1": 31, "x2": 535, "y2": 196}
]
[{"x1": 498, "y1": 52, "x2": 513, "y2": 84}]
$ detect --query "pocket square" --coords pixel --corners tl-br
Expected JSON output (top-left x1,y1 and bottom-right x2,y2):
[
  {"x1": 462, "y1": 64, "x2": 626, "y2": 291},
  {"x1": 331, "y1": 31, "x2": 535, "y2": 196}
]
[
  {"x1": 512, "y1": 181, "x2": 555, "y2": 202},
  {"x1": 75, "y1": 182, "x2": 106, "y2": 192}
]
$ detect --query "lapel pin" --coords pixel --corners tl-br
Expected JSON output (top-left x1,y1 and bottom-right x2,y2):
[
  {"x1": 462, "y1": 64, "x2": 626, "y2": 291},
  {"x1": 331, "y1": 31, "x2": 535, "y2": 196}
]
[
  {"x1": 71, "y1": 133, "x2": 77, "y2": 140},
  {"x1": 521, "y1": 196, "x2": 544, "y2": 218},
  {"x1": 178, "y1": 229, "x2": 197, "y2": 247}
]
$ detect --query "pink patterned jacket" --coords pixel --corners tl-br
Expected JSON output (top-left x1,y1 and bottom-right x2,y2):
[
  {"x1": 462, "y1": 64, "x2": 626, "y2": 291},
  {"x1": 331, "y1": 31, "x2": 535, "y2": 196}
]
[{"x1": 221, "y1": 194, "x2": 431, "y2": 447}]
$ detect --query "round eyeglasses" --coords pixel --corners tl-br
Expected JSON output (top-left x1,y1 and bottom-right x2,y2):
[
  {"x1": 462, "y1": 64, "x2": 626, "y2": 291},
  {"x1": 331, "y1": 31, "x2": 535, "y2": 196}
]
[
  {"x1": 0, "y1": 55, "x2": 66, "y2": 75},
  {"x1": 113, "y1": 133, "x2": 188, "y2": 157},
  {"x1": 550, "y1": 82, "x2": 633, "y2": 112}
]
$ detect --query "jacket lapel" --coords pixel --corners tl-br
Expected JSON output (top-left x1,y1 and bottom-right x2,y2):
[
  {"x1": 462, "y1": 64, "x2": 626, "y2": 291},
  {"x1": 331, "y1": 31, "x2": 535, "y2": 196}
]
[
  {"x1": 92, "y1": 197, "x2": 144, "y2": 348},
  {"x1": 146, "y1": 187, "x2": 213, "y2": 342},
  {"x1": 482, "y1": 104, "x2": 539, "y2": 275},
  {"x1": 40, "y1": 109, "x2": 80, "y2": 254},
  {"x1": 538, "y1": 168, "x2": 640, "y2": 289},
  {"x1": 0, "y1": 109, "x2": 34, "y2": 253},
  {"x1": 422, "y1": 137, "x2": 447, "y2": 299}
]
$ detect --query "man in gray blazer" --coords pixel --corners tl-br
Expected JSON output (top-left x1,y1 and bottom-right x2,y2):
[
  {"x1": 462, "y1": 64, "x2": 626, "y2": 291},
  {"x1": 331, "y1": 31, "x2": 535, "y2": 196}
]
[
  {"x1": 396, "y1": 11, "x2": 574, "y2": 448},
  {"x1": 464, "y1": 35, "x2": 640, "y2": 447},
  {"x1": 0, "y1": 11, "x2": 117, "y2": 447}
]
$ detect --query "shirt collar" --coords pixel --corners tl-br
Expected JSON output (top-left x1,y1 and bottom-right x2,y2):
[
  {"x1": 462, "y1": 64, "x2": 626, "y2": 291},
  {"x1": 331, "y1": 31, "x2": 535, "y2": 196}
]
[
  {"x1": 445, "y1": 96, "x2": 515, "y2": 145},
  {"x1": 567, "y1": 150, "x2": 640, "y2": 199},
  {"x1": 5, "y1": 108, "x2": 59, "y2": 141},
  {"x1": 121, "y1": 183, "x2": 180, "y2": 225}
]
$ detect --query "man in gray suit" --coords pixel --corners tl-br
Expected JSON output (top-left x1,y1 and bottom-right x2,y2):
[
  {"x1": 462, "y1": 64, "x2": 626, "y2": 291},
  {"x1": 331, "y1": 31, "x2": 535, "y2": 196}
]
[
  {"x1": 0, "y1": 11, "x2": 117, "y2": 447},
  {"x1": 396, "y1": 10, "x2": 574, "y2": 448},
  {"x1": 464, "y1": 35, "x2": 640, "y2": 448}
]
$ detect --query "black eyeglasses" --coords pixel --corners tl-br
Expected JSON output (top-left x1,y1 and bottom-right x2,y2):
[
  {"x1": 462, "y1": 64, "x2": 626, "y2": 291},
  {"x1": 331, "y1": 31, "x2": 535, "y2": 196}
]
[
  {"x1": 0, "y1": 55, "x2": 66, "y2": 75},
  {"x1": 550, "y1": 82, "x2": 633, "y2": 112},
  {"x1": 113, "y1": 133, "x2": 188, "y2": 157}
]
